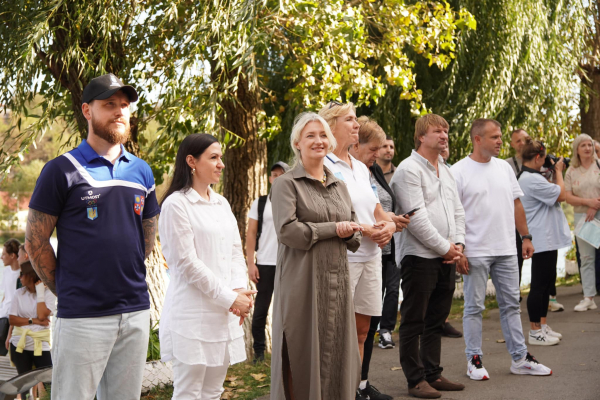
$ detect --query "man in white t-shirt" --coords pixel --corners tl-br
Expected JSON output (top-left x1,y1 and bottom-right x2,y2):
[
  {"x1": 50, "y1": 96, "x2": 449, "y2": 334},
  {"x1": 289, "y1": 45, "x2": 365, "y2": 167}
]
[
  {"x1": 451, "y1": 119, "x2": 552, "y2": 381},
  {"x1": 246, "y1": 161, "x2": 289, "y2": 362}
]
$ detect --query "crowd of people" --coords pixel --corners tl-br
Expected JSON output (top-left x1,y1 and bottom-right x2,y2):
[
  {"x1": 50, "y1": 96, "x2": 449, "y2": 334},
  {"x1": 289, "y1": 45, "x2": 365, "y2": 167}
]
[{"x1": 0, "y1": 73, "x2": 593, "y2": 399}]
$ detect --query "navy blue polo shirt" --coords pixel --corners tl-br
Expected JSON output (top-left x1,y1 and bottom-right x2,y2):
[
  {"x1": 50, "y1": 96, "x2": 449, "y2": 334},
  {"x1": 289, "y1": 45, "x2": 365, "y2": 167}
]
[{"x1": 29, "y1": 140, "x2": 160, "y2": 318}]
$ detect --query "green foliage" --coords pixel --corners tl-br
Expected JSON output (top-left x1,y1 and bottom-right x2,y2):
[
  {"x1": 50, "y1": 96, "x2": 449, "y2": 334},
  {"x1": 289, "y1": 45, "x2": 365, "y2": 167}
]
[
  {"x1": 366, "y1": 0, "x2": 588, "y2": 163},
  {"x1": 0, "y1": 0, "x2": 473, "y2": 182},
  {"x1": 147, "y1": 321, "x2": 161, "y2": 362}
]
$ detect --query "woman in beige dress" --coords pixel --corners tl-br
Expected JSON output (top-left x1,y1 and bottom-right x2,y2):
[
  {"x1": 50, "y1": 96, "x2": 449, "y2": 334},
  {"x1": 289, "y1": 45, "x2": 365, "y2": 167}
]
[{"x1": 270, "y1": 112, "x2": 363, "y2": 400}]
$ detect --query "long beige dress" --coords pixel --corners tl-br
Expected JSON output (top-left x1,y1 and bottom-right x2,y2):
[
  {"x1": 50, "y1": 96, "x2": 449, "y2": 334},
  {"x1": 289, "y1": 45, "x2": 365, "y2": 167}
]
[{"x1": 270, "y1": 163, "x2": 362, "y2": 400}]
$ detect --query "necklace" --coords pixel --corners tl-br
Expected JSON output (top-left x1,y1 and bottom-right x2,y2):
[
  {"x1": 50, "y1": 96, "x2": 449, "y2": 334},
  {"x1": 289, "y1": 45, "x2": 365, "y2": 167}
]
[{"x1": 318, "y1": 172, "x2": 327, "y2": 183}]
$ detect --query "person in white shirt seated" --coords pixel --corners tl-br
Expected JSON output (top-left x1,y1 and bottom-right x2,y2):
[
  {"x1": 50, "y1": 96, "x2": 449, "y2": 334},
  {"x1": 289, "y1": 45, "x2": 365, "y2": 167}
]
[
  {"x1": 8, "y1": 260, "x2": 56, "y2": 399},
  {"x1": 158, "y1": 133, "x2": 255, "y2": 400},
  {"x1": 517, "y1": 138, "x2": 570, "y2": 346}
]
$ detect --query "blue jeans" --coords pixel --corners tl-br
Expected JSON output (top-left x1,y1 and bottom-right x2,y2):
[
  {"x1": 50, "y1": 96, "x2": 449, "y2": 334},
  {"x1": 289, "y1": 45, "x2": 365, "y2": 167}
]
[
  {"x1": 51, "y1": 309, "x2": 150, "y2": 400},
  {"x1": 463, "y1": 256, "x2": 527, "y2": 362}
]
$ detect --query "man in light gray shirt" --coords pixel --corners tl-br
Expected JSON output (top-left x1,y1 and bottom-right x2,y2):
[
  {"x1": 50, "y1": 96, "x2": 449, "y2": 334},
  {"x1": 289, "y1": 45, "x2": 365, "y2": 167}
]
[{"x1": 390, "y1": 113, "x2": 465, "y2": 399}]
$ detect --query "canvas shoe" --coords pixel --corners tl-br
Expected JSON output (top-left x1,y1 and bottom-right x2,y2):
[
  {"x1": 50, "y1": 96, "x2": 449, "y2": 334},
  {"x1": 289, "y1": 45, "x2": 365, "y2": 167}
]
[
  {"x1": 510, "y1": 352, "x2": 552, "y2": 376},
  {"x1": 543, "y1": 325, "x2": 562, "y2": 340},
  {"x1": 529, "y1": 329, "x2": 559, "y2": 346},
  {"x1": 467, "y1": 355, "x2": 490, "y2": 381},
  {"x1": 378, "y1": 329, "x2": 395, "y2": 349},
  {"x1": 548, "y1": 296, "x2": 564, "y2": 312},
  {"x1": 574, "y1": 297, "x2": 597, "y2": 312}
]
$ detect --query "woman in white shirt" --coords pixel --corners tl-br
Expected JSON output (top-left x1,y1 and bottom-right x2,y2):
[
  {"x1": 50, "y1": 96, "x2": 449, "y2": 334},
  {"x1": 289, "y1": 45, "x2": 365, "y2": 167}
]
[
  {"x1": 8, "y1": 261, "x2": 56, "y2": 398},
  {"x1": 318, "y1": 102, "x2": 397, "y2": 400},
  {"x1": 159, "y1": 133, "x2": 255, "y2": 400}
]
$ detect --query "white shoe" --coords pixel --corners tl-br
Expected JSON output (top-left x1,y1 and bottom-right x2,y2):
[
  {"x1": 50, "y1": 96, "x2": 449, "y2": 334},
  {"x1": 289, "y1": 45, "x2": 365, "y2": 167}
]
[
  {"x1": 467, "y1": 355, "x2": 490, "y2": 380},
  {"x1": 574, "y1": 297, "x2": 597, "y2": 312},
  {"x1": 548, "y1": 297, "x2": 564, "y2": 312},
  {"x1": 529, "y1": 329, "x2": 559, "y2": 346},
  {"x1": 510, "y1": 353, "x2": 552, "y2": 375},
  {"x1": 543, "y1": 325, "x2": 562, "y2": 340}
]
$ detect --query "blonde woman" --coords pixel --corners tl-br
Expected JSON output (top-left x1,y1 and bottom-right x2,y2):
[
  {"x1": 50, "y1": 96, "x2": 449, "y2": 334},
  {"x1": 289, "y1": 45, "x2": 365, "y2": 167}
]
[
  {"x1": 318, "y1": 103, "x2": 396, "y2": 400},
  {"x1": 565, "y1": 133, "x2": 600, "y2": 311},
  {"x1": 270, "y1": 112, "x2": 363, "y2": 400}
]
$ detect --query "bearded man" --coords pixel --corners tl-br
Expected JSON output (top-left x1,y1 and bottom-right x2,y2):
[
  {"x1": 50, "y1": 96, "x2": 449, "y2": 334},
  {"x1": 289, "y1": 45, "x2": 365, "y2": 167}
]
[{"x1": 25, "y1": 74, "x2": 161, "y2": 400}]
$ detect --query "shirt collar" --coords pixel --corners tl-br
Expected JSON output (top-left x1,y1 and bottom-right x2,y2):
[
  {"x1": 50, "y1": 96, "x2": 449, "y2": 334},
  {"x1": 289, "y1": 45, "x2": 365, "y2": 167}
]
[
  {"x1": 410, "y1": 150, "x2": 439, "y2": 172},
  {"x1": 291, "y1": 162, "x2": 341, "y2": 187},
  {"x1": 78, "y1": 140, "x2": 132, "y2": 163},
  {"x1": 183, "y1": 186, "x2": 222, "y2": 205},
  {"x1": 326, "y1": 152, "x2": 357, "y2": 168}
]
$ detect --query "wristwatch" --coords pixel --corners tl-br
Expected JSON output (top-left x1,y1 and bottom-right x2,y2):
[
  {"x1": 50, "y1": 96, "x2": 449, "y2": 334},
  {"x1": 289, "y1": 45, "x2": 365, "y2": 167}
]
[
  {"x1": 28, "y1": 318, "x2": 32, "y2": 325},
  {"x1": 456, "y1": 242, "x2": 466, "y2": 251},
  {"x1": 521, "y1": 234, "x2": 533, "y2": 241}
]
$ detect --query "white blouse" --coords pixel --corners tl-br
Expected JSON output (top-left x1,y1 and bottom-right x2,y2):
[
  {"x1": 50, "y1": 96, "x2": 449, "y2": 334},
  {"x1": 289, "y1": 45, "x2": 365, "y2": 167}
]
[{"x1": 158, "y1": 187, "x2": 248, "y2": 366}]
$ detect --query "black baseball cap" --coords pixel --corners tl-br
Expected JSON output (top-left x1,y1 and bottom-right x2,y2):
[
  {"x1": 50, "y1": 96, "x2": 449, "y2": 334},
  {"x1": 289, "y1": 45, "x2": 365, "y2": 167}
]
[{"x1": 82, "y1": 73, "x2": 139, "y2": 104}]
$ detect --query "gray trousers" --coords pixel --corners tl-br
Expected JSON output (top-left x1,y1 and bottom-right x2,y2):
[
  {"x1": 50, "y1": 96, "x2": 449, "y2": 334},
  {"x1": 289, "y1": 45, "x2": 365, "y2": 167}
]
[{"x1": 51, "y1": 309, "x2": 150, "y2": 400}]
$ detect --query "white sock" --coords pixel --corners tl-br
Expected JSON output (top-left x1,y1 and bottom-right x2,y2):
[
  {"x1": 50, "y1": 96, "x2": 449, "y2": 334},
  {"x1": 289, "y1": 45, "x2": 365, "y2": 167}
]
[
  {"x1": 549, "y1": 295, "x2": 556, "y2": 300},
  {"x1": 541, "y1": 324, "x2": 548, "y2": 330},
  {"x1": 359, "y1": 380, "x2": 367, "y2": 390},
  {"x1": 530, "y1": 329, "x2": 541, "y2": 334}
]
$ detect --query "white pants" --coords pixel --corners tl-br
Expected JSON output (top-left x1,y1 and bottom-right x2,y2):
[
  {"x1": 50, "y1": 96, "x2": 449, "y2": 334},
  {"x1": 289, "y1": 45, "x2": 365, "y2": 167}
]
[
  {"x1": 172, "y1": 351, "x2": 230, "y2": 400},
  {"x1": 51, "y1": 309, "x2": 150, "y2": 400}
]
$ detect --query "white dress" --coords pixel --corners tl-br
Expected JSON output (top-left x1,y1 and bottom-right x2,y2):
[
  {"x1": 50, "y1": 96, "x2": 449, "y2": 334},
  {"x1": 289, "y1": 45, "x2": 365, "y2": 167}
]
[{"x1": 158, "y1": 187, "x2": 248, "y2": 366}]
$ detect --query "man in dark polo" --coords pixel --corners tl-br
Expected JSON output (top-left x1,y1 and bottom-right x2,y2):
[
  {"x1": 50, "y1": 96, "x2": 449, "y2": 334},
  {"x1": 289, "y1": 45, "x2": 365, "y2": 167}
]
[{"x1": 25, "y1": 73, "x2": 160, "y2": 399}]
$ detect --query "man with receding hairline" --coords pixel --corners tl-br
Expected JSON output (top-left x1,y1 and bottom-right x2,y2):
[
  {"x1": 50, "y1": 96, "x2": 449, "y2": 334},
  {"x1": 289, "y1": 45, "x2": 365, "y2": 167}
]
[
  {"x1": 451, "y1": 118, "x2": 552, "y2": 380},
  {"x1": 506, "y1": 129, "x2": 529, "y2": 175}
]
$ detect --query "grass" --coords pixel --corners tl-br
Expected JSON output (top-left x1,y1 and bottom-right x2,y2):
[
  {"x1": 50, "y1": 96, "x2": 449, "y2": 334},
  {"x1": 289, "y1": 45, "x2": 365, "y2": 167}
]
[{"x1": 140, "y1": 354, "x2": 271, "y2": 400}]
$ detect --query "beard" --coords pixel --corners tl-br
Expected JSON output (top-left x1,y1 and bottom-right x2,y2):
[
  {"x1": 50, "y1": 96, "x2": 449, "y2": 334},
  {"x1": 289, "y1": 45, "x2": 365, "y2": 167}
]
[{"x1": 91, "y1": 115, "x2": 130, "y2": 145}]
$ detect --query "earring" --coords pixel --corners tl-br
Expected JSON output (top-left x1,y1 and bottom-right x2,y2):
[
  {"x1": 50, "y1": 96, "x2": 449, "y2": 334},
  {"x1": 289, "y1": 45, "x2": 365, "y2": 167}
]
[{"x1": 191, "y1": 168, "x2": 196, "y2": 175}]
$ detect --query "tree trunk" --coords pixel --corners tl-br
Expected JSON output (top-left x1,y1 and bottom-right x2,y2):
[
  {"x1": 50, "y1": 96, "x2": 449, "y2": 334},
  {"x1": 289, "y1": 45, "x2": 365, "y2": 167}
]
[
  {"x1": 581, "y1": 66, "x2": 600, "y2": 141},
  {"x1": 220, "y1": 75, "x2": 269, "y2": 359},
  {"x1": 145, "y1": 241, "x2": 167, "y2": 325}
]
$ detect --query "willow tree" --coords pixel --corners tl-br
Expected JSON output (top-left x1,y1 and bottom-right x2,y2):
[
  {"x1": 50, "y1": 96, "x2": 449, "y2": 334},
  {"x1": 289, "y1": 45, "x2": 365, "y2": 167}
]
[
  {"x1": 1, "y1": 0, "x2": 474, "y2": 355},
  {"x1": 581, "y1": 0, "x2": 600, "y2": 140},
  {"x1": 364, "y1": 0, "x2": 587, "y2": 163}
]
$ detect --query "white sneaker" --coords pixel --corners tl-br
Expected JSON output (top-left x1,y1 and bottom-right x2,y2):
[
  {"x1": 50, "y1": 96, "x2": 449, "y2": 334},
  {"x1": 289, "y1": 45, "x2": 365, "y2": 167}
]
[
  {"x1": 510, "y1": 353, "x2": 552, "y2": 375},
  {"x1": 548, "y1": 297, "x2": 564, "y2": 312},
  {"x1": 543, "y1": 325, "x2": 562, "y2": 340},
  {"x1": 574, "y1": 297, "x2": 597, "y2": 312},
  {"x1": 467, "y1": 355, "x2": 490, "y2": 380},
  {"x1": 529, "y1": 329, "x2": 559, "y2": 346}
]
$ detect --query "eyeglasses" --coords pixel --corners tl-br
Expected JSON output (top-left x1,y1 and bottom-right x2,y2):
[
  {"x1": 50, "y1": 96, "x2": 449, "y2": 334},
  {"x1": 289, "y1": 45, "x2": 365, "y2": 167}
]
[{"x1": 328, "y1": 101, "x2": 342, "y2": 109}]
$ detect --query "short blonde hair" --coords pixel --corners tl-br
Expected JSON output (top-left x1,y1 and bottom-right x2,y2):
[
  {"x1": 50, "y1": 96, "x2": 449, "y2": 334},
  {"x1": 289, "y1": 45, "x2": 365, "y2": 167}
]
[
  {"x1": 414, "y1": 114, "x2": 449, "y2": 150},
  {"x1": 357, "y1": 116, "x2": 386, "y2": 146},
  {"x1": 318, "y1": 101, "x2": 357, "y2": 134},
  {"x1": 290, "y1": 112, "x2": 337, "y2": 166},
  {"x1": 571, "y1": 133, "x2": 594, "y2": 168}
]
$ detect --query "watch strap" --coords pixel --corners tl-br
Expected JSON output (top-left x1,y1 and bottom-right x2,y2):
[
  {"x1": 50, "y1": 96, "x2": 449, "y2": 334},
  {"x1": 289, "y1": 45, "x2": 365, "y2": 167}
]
[{"x1": 522, "y1": 234, "x2": 533, "y2": 241}]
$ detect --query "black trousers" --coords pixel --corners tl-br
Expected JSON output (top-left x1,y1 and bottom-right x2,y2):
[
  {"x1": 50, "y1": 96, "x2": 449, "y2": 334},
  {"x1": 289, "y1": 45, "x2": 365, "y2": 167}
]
[
  {"x1": 361, "y1": 254, "x2": 400, "y2": 380},
  {"x1": 10, "y1": 343, "x2": 52, "y2": 397},
  {"x1": 398, "y1": 256, "x2": 455, "y2": 388},
  {"x1": 251, "y1": 264, "x2": 276, "y2": 355},
  {"x1": 527, "y1": 250, "x2": 558, "y2": 323},
  {"x1": 516, "y1": 231, "x2": 524, "y2": 287}
]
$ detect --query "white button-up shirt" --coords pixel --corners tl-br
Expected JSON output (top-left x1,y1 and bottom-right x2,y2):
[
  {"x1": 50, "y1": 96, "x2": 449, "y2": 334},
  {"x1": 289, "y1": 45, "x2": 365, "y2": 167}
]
[
  {"x1": 390, "y1": 150, "x2": 466, "y2": 265},
  {"x1": 158, "y1": 187, "x2": 247, "y2": 366}
]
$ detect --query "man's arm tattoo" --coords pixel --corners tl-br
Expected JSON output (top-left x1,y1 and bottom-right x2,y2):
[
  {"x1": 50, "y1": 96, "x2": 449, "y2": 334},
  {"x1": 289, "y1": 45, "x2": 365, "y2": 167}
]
[
  {"x1": 143, "y1": 215, "x2": 158, "y2": 259},
  {"x1": 25, "y1": 209, "x2": 58, "y2": 295}
]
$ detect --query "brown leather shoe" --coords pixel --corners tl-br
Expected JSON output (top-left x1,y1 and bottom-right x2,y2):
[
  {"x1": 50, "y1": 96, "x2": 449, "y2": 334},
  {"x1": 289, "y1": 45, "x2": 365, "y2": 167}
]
[
  {"x1": 428, "y1": 376, "x2": 465, "y2": 391},
  {"x1": 408, "y1": 380, "x2": 441, "y2": 398}
]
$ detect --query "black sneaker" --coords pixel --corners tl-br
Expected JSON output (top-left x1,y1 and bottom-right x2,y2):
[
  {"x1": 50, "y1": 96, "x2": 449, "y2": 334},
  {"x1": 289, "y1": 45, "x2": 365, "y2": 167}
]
[
  {"x1": 442, "y1": 322, "x2": 463, "y2": 338},
  {"x1": 253, "y1": 352, "x2": 264, "y2": 364},
  {"x1": 378, "y1": 329, "x2": 395, "y2": 349},
  {"x1": 361, "y1": 381, "x2": 393, "y2": 400},
  {"x1": 356, "y1": 388, "x2": 369, "y2": 400}
]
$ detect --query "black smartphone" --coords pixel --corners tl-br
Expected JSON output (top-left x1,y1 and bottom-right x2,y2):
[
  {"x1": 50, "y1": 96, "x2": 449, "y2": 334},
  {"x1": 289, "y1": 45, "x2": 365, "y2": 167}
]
[{"x1": 403, "y1": 207, "x2": 420, "y2": 217}]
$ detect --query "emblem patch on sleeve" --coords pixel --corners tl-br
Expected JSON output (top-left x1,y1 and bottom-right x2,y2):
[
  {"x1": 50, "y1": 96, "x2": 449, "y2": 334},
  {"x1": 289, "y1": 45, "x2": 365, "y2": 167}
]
[{"x1": 134, "y1": 195, "x2": 145, "y2": 216}]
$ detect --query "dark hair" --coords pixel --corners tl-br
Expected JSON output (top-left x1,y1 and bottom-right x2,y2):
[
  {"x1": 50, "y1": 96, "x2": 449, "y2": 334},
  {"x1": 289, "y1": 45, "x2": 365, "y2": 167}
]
[
  {"x1": 21, "y1": 270, "x2": 41, "y2": 285},
  {"x1": 161, "y1": 134, "x2": 219, "y2": 206},
  {"x1": 521, "y1": 137, "x2": 546, "y2": 162},
  {"x1": 3, "y1": 239, "x2": 20, "y2": 256},
  {"x1": 385, "y1": 135, "x2": 393, "y2": 141}
]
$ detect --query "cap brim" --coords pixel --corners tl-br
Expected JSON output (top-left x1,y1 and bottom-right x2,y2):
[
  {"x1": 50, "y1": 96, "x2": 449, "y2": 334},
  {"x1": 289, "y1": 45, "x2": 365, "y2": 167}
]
[{"x1": 90, "y1": 86, "x2": 139, "y2": 103}]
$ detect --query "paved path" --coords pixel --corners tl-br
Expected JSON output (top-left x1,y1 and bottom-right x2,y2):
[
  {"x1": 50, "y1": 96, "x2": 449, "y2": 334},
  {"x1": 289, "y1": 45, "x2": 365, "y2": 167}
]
[{"x1": 260, "y1": 284, "x2": 600, "y2": 399}]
